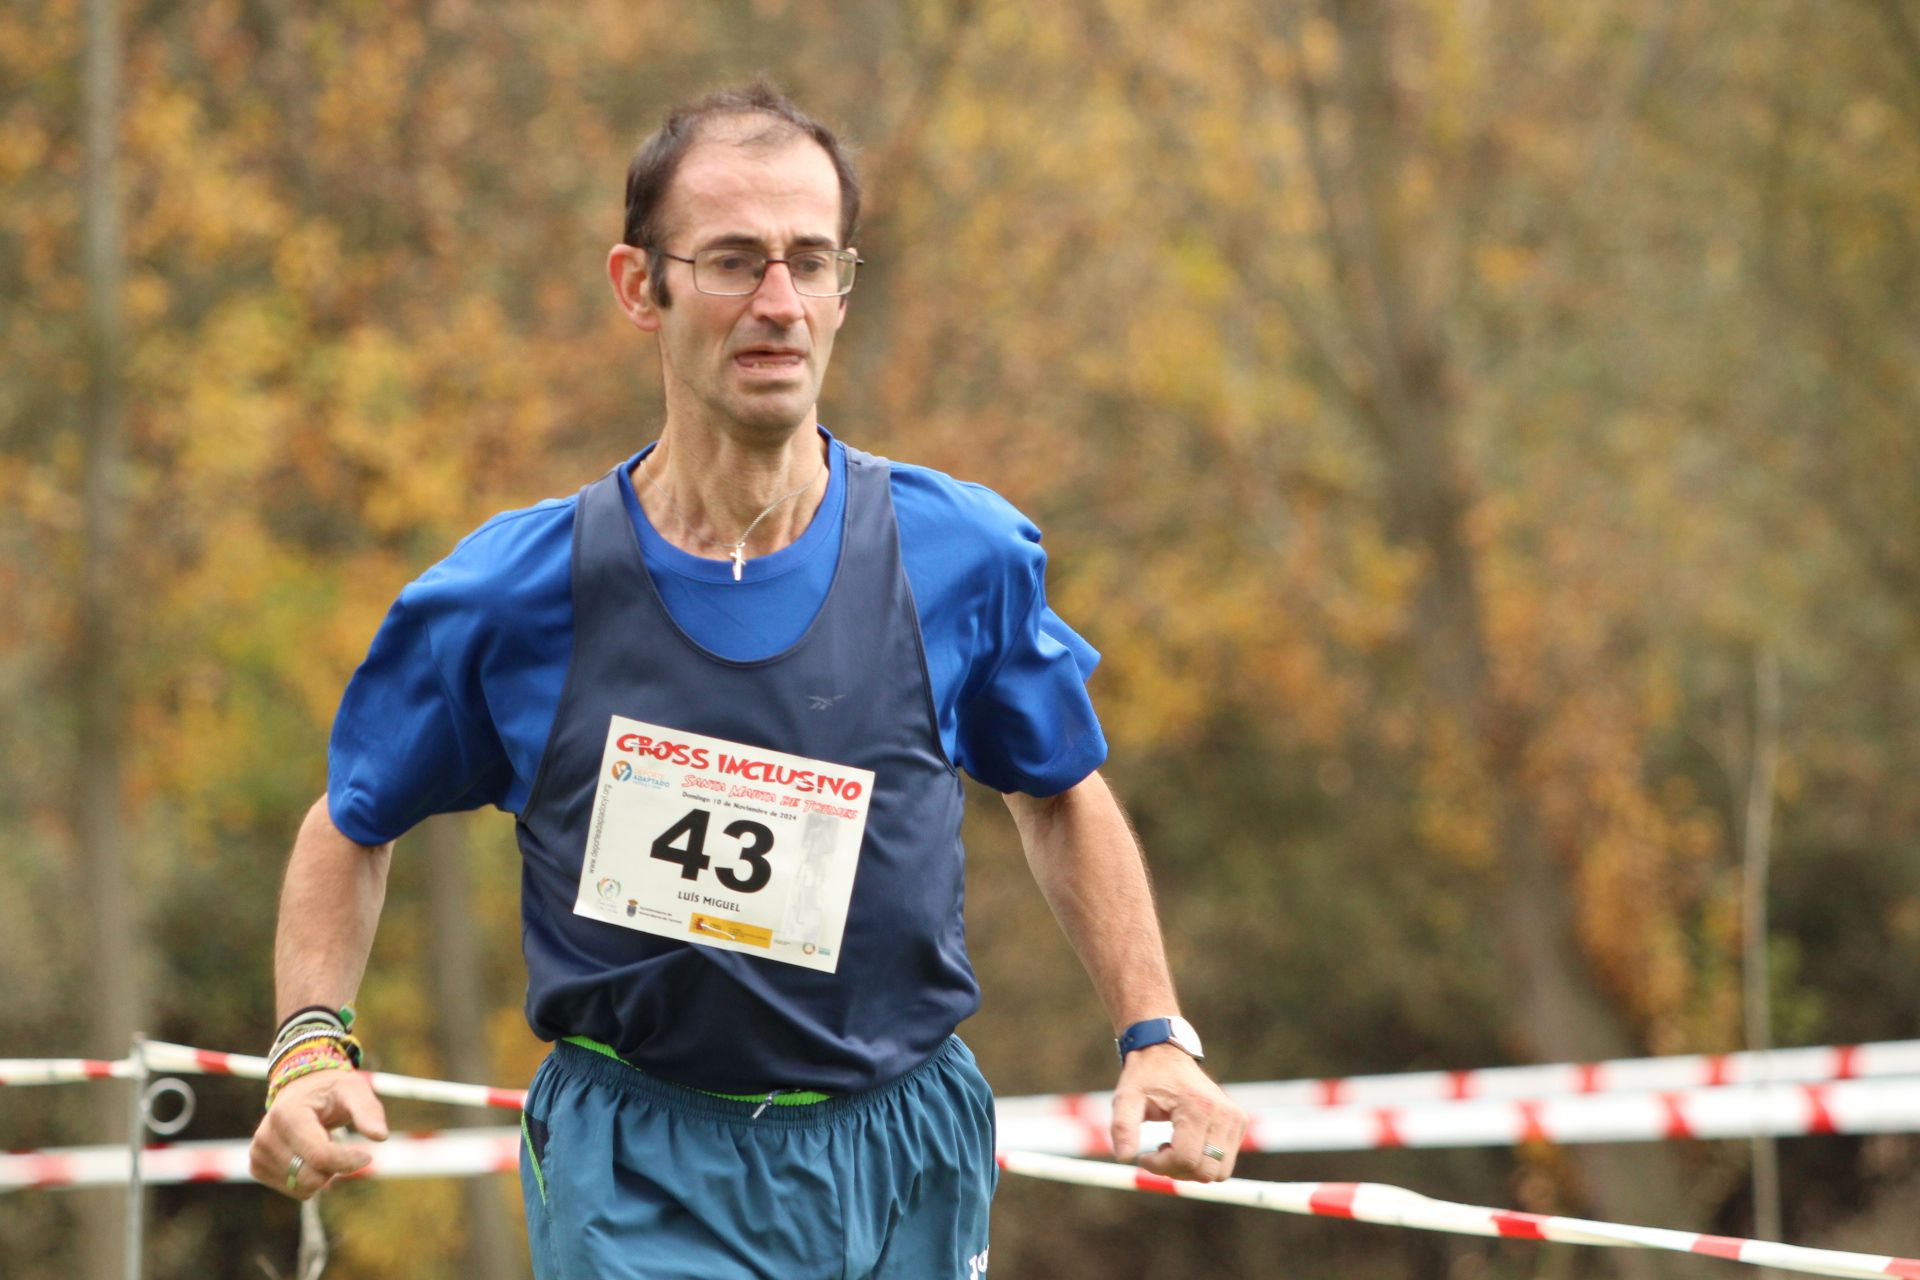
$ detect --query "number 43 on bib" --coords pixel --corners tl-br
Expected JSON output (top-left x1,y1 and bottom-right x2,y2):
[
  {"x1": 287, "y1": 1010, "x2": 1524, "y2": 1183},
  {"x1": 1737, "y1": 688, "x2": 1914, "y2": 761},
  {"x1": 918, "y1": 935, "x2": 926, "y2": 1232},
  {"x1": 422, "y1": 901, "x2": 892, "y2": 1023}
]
[{"x1": 573, "y1": 716, "x2": 874, "y2": 973}]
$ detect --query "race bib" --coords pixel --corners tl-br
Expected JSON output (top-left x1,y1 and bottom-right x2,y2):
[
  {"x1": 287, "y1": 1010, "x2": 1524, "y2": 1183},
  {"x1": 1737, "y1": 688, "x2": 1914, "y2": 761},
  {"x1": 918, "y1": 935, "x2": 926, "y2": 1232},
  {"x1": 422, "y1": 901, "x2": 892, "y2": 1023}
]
[{"x1": 572, "y1": 717, "x2": 873, "y2": 973}]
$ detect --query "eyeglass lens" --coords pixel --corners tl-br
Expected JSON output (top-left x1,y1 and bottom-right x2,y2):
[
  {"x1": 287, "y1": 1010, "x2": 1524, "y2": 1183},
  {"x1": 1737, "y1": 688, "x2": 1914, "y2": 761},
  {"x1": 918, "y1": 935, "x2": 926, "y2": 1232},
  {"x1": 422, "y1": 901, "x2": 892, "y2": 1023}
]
[{"x1": 695, "y1": 249, "x2": 855, "y2": 297}]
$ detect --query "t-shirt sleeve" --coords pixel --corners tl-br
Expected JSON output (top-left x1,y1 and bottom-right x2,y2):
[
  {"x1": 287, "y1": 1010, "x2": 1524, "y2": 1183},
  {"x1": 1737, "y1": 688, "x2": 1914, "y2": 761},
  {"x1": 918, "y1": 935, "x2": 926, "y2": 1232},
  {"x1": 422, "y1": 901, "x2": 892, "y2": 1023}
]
[
  {"x1": 953, "y1": 529, "x2": 1108, "y2": 797},
  {"x1": 327, "y1": 585, "x2": 515, "y2": 846}
]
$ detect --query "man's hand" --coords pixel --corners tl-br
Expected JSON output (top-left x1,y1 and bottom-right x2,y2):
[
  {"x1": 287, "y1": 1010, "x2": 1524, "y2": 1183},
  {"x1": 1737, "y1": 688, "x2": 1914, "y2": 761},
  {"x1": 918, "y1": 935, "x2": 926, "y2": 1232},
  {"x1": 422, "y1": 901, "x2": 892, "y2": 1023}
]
[
  {"x1": 248, "y1": 1069, "x2": 390, "y2": 1200},
  {"x1": 1109, "y1": 1044, "x2": 1248, "y2": 1182}
]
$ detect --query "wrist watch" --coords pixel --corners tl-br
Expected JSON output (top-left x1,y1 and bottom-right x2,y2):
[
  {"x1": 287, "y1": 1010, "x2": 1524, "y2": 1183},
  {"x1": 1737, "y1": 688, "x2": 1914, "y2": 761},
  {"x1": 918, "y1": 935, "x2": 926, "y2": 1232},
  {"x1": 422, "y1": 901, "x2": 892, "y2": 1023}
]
[{"x1": 1116, "y1": 1016, "x2": 1205, "y2": 1063}]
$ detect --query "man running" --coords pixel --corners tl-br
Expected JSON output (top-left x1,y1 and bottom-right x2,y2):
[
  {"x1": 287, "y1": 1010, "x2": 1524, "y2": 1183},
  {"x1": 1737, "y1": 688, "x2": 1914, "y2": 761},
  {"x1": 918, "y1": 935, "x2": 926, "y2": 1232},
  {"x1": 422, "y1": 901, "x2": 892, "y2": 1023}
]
[{"x1": 248, "y1": 82, "x2": 1246, "y2": 1279}]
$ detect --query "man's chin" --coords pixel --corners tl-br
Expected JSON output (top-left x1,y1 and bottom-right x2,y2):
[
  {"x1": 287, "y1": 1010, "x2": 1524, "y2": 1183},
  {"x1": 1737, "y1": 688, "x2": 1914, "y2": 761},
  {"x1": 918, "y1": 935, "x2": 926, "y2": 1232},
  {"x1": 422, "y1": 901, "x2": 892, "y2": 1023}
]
[{"x1": 722, "y1": 389, "x2": 819, "y2": 438}]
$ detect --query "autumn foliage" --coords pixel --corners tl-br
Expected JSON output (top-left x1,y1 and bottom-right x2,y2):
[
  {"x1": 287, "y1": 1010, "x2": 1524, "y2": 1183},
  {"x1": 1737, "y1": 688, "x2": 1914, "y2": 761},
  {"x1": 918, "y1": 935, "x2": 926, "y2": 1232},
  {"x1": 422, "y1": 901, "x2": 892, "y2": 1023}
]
[{"x1": 5, "y1": 1, "x2": 1920, "y2": 1276}]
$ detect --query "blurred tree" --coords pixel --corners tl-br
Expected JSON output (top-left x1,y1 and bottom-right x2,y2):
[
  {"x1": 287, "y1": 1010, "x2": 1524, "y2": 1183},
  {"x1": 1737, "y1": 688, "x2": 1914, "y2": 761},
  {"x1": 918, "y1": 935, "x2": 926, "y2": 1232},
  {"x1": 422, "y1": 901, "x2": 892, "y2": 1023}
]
[
  {"x1": 74, "y1": 0, "x2": 143, "y2": 1274},
  {"x1": 422, "y1": 814, "x2": 517, "y2": 1280}
]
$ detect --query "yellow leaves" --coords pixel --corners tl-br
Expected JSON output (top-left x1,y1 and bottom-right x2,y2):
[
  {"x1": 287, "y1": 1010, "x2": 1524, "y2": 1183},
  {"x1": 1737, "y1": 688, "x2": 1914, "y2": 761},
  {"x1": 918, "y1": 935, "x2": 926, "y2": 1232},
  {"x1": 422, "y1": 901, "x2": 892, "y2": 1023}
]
[
  {"x1": 0, "y1": 105, "x2": 50, "y2": 184},
  {"x1": 1298, "y1": 15, "x2": 1341, "y2": 82},
  {"x1": 1473, "y1": 243, "x2": 1539, "y2": 297},
  {"x1": 310, "y1": 293, "x2": 555, "y2": 542},
  {"x1": 1325, "y1": 526, "x2": 1417, "y2": 653},
  {"x1": 1521, "y1": 659, "x2": 1739, "y2": 1048},
  {"x1": 125, "y1": 268, "x2": 170, "y2": 324},
  {"x1": 312, "y1": 17, "x2": 427, "y2": 162},
  {"x1": 136, "y1": 517, "x2": 341, "y2": 830},
  {"x1": 1399, "y1": 164, "x2": 1438, "y2": 225},
  {"x1": 1842, "y1": 95, "x2": 1893, "y2": 145},
  {"x1": 12, "y1": 457, "x2": 83, "y2": 537},
  {"x1": 1168, "y1": 237, "x2": 1233, "y2": 307},
  {"x1": 13, "y1": 192, "x2": 82, "y2": 307},
  {"x1": 331, "y1": 1177, "x2": 468, "y2": 1277},
  {"x1": 125, "y1": 81, "x2": 289, "y2": 262},
  {"x1": 155, "y1": 294, "x2": 300, "y2": 487},
  {"x1": 1413, "y1": 716, "x2": 1499, "y2": 869},
  {"x1": 332, "y1": 323, "x2": 418, "y2": 436},
  {"x1": 1572, "y1": 797, "x2": 1735, "y2": 1053},
  {"x1": 1422, "y1": 0, "x2": 1487, "y2": 147},
  {"x1": 979, "y1": 0, "x2": 1075, "y2": 64},
  {"x1": 491, "y1": 1003, "x2": 549, "y2": 1093},
  {"x1": 1117, "y1": 305, "x2": 1223, "y2": 414},
  {"x1": 1058, "y1": 548, "x2": 1217, "y2": 752},
  {"x1": 1058, "y1": 515, "x2": 1366, "y2": 759},
  {"x1": 272, "y1": 220, "x2": 347, "y2": 305},
  {"x1": 0, "y1": 0, "x2": 80, "y2": 79},
  {"x1": 325, "y1": 324, "x2": 436, "y2": 535},
  {"x1": 1704, "y1": 236, "x2": 1741, "y2": 289}
]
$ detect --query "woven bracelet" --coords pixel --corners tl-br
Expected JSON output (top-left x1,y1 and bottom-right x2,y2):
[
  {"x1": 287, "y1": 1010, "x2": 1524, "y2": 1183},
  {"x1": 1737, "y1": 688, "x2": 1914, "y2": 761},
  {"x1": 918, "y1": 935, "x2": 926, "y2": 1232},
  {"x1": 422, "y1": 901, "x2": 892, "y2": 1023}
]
[
  {"x1": 264, "y1": 1041, "x2": 356, "y2": 1111},
  {"x1": 268, "y1": 1026, "x2": 364, "y2": 1074},
  {"x1": 272, "y1": 1004, "x2": 356, "y2": 1042}
]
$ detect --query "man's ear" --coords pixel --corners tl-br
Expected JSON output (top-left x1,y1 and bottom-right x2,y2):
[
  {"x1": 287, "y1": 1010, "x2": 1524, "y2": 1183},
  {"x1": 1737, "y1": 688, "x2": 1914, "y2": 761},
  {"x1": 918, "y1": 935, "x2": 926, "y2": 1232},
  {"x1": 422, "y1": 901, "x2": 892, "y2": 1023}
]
[{"x1": 608, "y1": 244, "x2": 662, "y2": 333}]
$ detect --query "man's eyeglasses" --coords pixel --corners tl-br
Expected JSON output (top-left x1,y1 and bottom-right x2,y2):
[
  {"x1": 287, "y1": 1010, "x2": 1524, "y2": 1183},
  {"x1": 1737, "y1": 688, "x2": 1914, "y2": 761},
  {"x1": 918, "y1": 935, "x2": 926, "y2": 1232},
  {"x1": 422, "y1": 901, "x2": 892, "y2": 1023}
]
[{"x1": 655, "y1": 247, "x2": 863, "y2": 298}]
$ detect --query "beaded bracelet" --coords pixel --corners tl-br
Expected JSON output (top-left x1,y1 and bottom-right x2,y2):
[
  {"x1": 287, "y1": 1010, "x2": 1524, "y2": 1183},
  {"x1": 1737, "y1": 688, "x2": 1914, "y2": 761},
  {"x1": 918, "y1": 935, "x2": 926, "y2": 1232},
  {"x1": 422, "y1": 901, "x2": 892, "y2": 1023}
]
[
  {"x1": 268, "y1": 1043, "x2": 344, "y2": 1079},
  {"x1": 268, "y1": 1026, "x2": 364, "y2": 1075},
  {"x1": 268, "y1": 1011, "x2": 362, "y2": 1065},
  {"x1": 264, "y1": 1004, "x2": 364, "y2": 1110},
  {"x1": 264, "y1": 1039, "x2": 359, "y2": 1111},
  {"x1": 274, "y1": 1004, "x2": 355, "y2": 1037}
]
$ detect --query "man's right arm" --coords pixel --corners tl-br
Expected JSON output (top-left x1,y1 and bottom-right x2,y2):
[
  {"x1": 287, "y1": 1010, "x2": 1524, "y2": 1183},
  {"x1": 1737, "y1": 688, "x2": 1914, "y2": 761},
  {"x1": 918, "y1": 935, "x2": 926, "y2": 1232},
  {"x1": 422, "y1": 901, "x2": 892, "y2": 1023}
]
[
  {"x1": 273, "y1": 796, "x2": 393, "y2": 1016},
  {"x1": 248, "y1": 796, "x2": 394, "y2": 1199}
]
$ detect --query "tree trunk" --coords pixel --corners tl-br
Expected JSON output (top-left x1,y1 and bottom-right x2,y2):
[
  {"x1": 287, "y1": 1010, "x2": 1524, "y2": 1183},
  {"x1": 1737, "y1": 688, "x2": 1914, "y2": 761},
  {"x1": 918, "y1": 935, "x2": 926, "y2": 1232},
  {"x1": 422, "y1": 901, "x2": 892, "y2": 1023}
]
[
  {"x1": 1298, "y1": 4, "x2": 1695, "y2": 1271},
  {"x1": 1742, "y1": 649, "x2": 1783, "y2": 1267},
  {"x1": 78, "y1": 0, "x2": 141, "y2": 1273},
  {"x1": 422, "y1": 815, "x2": 520, "y2": 1280}
]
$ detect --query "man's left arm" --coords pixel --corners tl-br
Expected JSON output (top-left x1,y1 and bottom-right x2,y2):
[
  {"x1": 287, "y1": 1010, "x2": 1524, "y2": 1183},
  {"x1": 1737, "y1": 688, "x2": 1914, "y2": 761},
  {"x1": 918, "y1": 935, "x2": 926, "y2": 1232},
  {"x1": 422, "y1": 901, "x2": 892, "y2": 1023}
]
[{"x1": 1003, "y1": 770, "x2": 1249, "y2": 1182}]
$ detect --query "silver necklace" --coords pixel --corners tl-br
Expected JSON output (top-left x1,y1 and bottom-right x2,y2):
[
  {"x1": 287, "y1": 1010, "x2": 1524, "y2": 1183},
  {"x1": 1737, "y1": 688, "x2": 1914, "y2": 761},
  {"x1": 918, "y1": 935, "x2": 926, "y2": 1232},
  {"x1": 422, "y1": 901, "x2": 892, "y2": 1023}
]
[{"x1": 639, "y1": 452, "x2": 825, "y2": 581}]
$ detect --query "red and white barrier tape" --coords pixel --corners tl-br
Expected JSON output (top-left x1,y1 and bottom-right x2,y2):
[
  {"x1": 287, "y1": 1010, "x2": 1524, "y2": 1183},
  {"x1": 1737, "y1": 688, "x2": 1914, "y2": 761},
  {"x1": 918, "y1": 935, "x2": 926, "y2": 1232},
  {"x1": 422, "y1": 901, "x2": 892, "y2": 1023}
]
[
  {"x1": 10, "y1": 1135, "x2": 1918, "y2": 1280},
  {"x1": 997, "y1": 1152, "x2": 1920, "y2": 1280},
  {"x1": 995, "y1": 1041, "x2": 1920, "y2": 1121},
  {"x1": 8, "y1": 1041, "x2": 1920, "y2": 1157},
  {"x1": 0, "y1": 1044, "x2": 524, "y2": 1108},
  {"x1": 141, "y1": 1043, "x2": 527, "y2": 1110},
  {"x1": 8, "y1": 1039, "x2": 1916, "y2": 1113},
  {"x1": 0, "y1": 1058, "x2": 141, "y2": 1087},
  {"x1": 998, "y1": 1076, "x2": 1920, "y2": 1156},
  {"x1": 0, "y1": 1130, "x2": 521, "y2": 1191},
  {"x1": 5, "y1": 1074, "x2": 1917, "y2": 1193},
  {"x1": 11, "y1": 1043, "x2": 1920, "y2": 1159}
]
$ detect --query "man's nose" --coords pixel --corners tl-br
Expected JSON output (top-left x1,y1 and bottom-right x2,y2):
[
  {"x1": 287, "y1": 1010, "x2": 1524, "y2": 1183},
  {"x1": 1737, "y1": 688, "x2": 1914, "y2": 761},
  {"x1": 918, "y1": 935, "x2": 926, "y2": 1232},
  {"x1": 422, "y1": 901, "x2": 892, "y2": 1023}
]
[{"x1": 750, "y1": 260, "x2": 807, "y2": 325}]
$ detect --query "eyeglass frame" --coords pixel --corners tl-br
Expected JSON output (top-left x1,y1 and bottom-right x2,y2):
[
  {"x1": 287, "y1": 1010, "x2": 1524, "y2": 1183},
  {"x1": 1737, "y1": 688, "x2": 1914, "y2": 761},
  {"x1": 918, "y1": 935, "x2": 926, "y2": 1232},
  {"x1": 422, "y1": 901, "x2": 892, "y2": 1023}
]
[{"x1": 651, "y1": 246, "x2": 866, "y2": 298}]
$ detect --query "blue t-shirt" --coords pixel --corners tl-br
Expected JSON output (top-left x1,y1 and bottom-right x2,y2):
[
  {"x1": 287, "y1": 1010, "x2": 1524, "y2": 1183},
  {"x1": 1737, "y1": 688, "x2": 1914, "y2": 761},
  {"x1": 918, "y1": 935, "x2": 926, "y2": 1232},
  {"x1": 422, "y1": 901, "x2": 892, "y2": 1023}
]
[{"x1": 328, "y1": 431, "x2": 1108, "y2": 844}]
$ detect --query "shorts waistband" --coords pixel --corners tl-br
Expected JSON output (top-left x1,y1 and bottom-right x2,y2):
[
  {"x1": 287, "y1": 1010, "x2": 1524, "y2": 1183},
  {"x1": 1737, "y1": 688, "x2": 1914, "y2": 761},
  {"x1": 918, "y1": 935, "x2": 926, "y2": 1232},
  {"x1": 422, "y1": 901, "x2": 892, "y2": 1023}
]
[
  {"x1": 548, "y1": 1035, "x2": 970, "y2": 1128},
  {"x1": 563, "y1": 1036, "x2": 832, "y2": 1106}
]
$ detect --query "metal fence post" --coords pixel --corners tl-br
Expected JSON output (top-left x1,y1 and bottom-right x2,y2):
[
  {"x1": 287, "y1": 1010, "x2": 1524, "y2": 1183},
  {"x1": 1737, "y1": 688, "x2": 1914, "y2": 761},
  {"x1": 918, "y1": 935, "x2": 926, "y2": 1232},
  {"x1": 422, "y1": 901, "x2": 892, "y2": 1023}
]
[{"x1": 123, "y1": 1032, "x2": 146, "y2": 1280}]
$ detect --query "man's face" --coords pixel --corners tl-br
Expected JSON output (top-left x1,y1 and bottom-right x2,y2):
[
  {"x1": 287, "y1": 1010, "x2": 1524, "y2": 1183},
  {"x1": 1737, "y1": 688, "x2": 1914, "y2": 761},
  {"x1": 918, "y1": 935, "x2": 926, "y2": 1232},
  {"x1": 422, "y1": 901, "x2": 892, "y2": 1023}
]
[{"x1": 638, "y1": 132, "x2": 849, "y2": 440}]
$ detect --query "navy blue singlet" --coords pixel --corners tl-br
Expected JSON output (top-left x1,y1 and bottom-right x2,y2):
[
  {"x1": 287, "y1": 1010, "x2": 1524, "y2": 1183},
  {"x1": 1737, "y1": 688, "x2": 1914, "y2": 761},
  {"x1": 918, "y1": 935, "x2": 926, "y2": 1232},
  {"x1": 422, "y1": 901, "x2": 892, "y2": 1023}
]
[{"x1": 514, "y1": 447, "x2": 979, "y2": 1093}]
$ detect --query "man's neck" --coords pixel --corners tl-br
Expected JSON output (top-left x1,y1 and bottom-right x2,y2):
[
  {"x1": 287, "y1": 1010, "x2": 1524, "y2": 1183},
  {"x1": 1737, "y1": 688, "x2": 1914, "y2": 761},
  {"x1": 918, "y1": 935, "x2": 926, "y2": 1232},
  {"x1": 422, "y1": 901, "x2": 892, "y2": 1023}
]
[{"x1": 633, "y1": 418, "x2": 830, "y2": 564}]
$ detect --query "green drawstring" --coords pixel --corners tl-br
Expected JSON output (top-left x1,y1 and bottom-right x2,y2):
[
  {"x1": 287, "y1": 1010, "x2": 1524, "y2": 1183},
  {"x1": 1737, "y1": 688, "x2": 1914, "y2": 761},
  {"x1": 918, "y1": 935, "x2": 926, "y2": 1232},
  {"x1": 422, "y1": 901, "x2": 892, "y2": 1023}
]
[{"x1": 561, "y1": 1036, "x2": 833, "y2": 1107}]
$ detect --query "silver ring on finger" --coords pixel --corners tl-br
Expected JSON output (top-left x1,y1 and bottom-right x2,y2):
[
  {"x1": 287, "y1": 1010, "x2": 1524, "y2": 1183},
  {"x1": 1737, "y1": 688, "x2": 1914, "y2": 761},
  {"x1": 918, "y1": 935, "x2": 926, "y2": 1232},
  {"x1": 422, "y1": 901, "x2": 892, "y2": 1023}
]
[
  {"x1": 285, "y1": 1153, "x2": 306, "y2": 1193},
  {"x1": 1202, "y1": 1144, "x2": 1227, "y2": 1162}
]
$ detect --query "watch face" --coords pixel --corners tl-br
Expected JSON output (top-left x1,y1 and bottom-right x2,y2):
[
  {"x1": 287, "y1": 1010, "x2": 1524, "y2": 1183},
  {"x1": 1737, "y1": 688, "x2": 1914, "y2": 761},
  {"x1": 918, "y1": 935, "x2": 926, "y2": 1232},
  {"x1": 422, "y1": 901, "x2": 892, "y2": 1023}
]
[{"x1": 1168, "y1": 1017, "x2": 1204, "y2": 1058}]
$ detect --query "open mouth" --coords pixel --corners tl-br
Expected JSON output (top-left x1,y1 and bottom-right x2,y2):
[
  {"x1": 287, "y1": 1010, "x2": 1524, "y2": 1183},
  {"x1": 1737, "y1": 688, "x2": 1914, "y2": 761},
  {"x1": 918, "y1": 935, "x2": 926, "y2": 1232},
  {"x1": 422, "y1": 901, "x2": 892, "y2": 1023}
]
[{"x1": 734, "y1": 348, "x2": 806, "y2": 371}]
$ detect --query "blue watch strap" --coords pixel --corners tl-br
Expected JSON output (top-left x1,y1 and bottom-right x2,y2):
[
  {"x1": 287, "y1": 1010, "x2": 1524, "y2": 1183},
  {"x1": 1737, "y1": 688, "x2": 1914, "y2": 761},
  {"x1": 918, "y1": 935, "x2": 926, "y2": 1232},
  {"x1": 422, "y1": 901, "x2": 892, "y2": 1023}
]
[{"x1": 1117, "y1": 1018, "x2": 1174, "y2": 1061}]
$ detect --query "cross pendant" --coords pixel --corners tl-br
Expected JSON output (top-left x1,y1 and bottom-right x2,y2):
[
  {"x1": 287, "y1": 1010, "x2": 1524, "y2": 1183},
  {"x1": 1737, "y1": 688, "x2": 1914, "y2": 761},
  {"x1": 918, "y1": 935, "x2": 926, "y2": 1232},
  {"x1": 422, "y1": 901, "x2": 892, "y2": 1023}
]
[{"x1": 730, "y1": 547, "x2": 745, "y2": 581}]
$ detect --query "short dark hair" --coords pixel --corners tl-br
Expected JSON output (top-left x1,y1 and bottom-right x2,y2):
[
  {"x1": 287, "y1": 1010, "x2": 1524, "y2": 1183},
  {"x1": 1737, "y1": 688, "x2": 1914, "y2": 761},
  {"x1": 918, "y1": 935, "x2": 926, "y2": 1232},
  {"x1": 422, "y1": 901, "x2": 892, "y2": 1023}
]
[{"x1": 621, "y1": 81, "x2": 862, "y2": 305}]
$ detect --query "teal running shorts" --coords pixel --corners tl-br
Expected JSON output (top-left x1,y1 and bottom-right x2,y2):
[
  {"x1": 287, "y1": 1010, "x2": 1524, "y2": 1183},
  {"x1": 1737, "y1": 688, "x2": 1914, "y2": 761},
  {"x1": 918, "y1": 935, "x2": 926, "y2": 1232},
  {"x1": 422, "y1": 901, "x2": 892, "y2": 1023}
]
[{"x1": 519, "y1": 1035, "x2": 996, "y2": 1279}]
